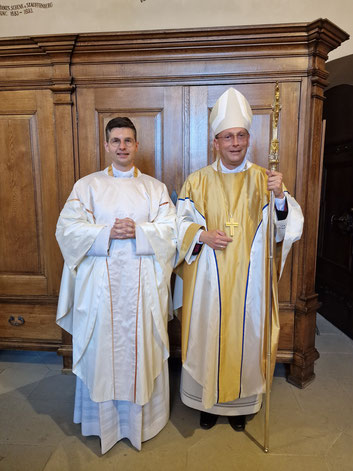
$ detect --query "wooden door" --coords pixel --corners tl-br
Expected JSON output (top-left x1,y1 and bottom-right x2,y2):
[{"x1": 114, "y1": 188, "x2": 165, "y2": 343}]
[
  {"x1": 316, "y1": 84, "x2": 353, "y2": 339},
  {"x1": 0, "y1": 90, "x2": 62, "y2": 348},
  {"x1": 75, "y1": 86, "x2": 184, "y2": 194}
]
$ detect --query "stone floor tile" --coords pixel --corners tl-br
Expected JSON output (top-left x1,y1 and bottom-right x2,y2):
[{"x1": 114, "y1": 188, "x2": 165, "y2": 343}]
[
  {"x1": 326, "y1": 431, "x2": 353, "y2": 471},
  {"x1": 169, "y1": 402, "x2": 206, "y2": 442},
  {"x1": 0, "y1": 444, "x2": 55, "y2": 471},
  {"x1": 315, "y1": 333, "x2": 353, "y2": 354},
  {"x1": 0, "y1": 394, "x2": 31, "y2": 443},
  {"x1": 43, "y1": 436, "x2": 101, "y2": 471},
  {"x1": 104, "y1": 441, "x2": 188, "y2": 471},
  {"x1": 187, "y1": 452, "x2": 330, "y2": 471},
  {"x1": 0, "y1": 364, "x2": 52, "y2": 398},
  {"x1": 245, "y1": 405, "x2": 342, "y2": 457},
  {"x1": 27, "y1": 371, "x2": 75, "y2": 402},
  {"x1": 3, "y1": 396, "x2": 78, "y2": 446},
  {"x1": 291, "y1": 376, "x2": 353, "y2": 431},
  {"x1": 141, "y1": 417, "x2": 196, "y2": 451},
  {"x1": 314, "y1": 353, "x2": 353, "y2": 380},
  {"x1": 36, "y1": 352, "x2": 64, "y2": 371},
  {"x1": 340, "y1": 376, "x2": 353, "y2": 395},
  {"x1": 316, "y1": 314, "x2": 344, "y2": 335},
  {"x1": 341, "y1": 420, "x2": 353, "y2": 438},
  {"x1": 270, "y1": 376, "x2": 302, "y2": 412}
]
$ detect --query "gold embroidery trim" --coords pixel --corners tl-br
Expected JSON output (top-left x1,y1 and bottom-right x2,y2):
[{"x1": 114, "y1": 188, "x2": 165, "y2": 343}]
[
  {"x1": 134, "y1": 257, "x2": 142, "y2": 403},
  {"x1": 67, "y1": 198, "x2": 95, "y2": 221},
  {"x1": 108, "y1": 165, "x2": 139, "y2": 177},
  {"x1": 106, "y1": 258, "x2": 116, "y2": 398}
]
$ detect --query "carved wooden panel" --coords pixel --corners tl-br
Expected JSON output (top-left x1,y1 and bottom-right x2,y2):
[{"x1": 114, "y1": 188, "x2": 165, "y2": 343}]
[
  {"x1": 76, "y1": 87, "x2": 184, "y2": 194},
  {"x1": 0, "y1": 115, "x2": 41, "y2": 276},
  {"x1": 0, "y1": 90, "x2": 61, "y2": 296},
  {"x1": 0, "y1": 90, "x2": 62, "y2": 347}
]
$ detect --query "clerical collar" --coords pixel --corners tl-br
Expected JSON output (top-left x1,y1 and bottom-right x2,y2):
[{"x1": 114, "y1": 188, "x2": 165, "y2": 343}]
[
  {"x1": 220, "y1": 158, "x2": 248, "y2": 173},
  {"x1": 112, "y1": 166, "x2": 135, "y2": 178}
]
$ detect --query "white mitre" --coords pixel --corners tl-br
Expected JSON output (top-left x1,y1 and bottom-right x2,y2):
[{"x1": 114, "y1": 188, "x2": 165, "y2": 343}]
[{"x1": 210, "y1": 88, "x2": 253, "y2": 135}]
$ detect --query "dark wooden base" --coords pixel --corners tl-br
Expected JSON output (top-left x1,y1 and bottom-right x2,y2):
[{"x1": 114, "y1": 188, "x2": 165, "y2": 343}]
[
  {"x1": 0, "y1": 339, "x2": 60, "y2": 352},
  {"x1": 57, "y1": 345, "x2": 73, "y2": 373},
  {"x1": 287, "y1": 348, "x2": 320, "y2": 388}
]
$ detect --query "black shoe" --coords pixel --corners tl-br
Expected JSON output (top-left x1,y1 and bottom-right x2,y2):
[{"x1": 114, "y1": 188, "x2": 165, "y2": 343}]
[
  {"x1": 228, "y1": 415, "x2": 246, "y2": 431},
  {"x1": 200, "y1": 411, "x2": 218, "y2": 430}
]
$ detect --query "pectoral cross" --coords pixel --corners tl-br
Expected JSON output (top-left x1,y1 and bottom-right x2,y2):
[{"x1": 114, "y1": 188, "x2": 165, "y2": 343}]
[{"x1": 226, "y1": 217, "x2": 239, "y2": 237}]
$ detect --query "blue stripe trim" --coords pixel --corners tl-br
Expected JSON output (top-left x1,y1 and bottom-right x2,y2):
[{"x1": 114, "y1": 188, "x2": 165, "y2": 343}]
[
  {"x1": 178, "y1": 197, "x2": 206, "y2": 221},
  {"x1": 178, "y1": 196, "x2": 194, "y2": 202},
  {"x1": 213, "y1": 250, "x2": 222, "y2": 404},
  {"x1": 239, "y1": 217, "x2": 263, "y2": 398}
]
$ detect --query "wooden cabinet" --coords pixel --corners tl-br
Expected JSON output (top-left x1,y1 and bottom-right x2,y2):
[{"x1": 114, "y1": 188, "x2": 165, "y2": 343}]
[
  {"x1": 0, "y1": 89, "x2": 62, "y2": 350},
  {"x1": 0, "y1": 20, "x2": 349, "y2": 386}
]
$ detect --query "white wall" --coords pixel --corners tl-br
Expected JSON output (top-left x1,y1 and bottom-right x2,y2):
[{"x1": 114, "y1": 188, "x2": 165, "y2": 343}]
[{"x1": 0, "y1": 0, "x2": 351, "y2": 61}]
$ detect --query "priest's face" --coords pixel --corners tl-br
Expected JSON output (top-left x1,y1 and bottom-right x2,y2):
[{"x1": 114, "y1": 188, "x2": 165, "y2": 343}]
[
  {"x1": 214, "y1": 127, "x2": 250, "y2": 169},
  {"x1": 104, "y1": 127, "x2": 139, "y2": 172}
]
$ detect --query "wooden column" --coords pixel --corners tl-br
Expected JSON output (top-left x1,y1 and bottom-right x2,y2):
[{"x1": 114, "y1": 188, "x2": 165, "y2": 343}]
[
  {"x1": 288, "y1": 20, "x2": 349, "y2": 387},
  {"x1": 33, "y1": 36, "x2": 77, "y2": 369}
]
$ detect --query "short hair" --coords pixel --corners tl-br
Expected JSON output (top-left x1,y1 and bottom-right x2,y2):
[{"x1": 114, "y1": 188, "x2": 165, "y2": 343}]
[{"x1": 105, "y1": 117, "x2": 137, "y2": 142}]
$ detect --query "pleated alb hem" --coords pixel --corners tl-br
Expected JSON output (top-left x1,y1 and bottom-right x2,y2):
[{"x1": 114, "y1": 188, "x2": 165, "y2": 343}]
[{"x1": 74, "y1": 362, "x2": 169, "y2": 454}]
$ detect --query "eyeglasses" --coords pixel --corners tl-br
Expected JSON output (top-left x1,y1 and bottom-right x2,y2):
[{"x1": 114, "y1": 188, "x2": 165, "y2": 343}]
[
  {"x1": 216, "y1": 132, "x2": 249, "y2": 143},
  {"x1": 108, "y1": 138, "x2": 136, "y2": 147}
]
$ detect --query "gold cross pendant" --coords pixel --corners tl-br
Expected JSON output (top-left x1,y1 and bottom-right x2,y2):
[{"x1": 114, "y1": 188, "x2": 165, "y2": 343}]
[{"x1": 225, "y1": 217, "x2": 239, "y2": 237}]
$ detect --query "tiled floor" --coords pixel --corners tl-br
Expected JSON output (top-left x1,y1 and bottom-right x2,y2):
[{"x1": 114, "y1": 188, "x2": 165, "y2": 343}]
[{"x1": 0, "y1": 314, "x2": 352, "y2": 471}]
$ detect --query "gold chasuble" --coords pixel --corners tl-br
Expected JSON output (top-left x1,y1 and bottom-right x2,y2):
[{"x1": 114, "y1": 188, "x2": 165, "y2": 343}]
[{"x1": 175, "y1": 161, "x2": 303, "y2": 408}]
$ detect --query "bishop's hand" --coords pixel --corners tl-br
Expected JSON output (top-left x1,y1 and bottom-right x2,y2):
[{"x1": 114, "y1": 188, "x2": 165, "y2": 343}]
[
  {"x1": 110, "y1": 217, "x2": 136, "y2": 239},
  {"x1": 266, "y1": 170, "x2": 285, "y2": 199},
  {"x1": 199, "y1": 229, "x2": 232, "y2": 250}
]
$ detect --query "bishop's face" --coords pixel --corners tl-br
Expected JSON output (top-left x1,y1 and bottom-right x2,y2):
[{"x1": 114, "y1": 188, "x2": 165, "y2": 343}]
[
  {"x1": 214, "y1": 127, "x2": 250, "y2": 170},
  {"x1": 104, "y1": 127, "x2": 139, "y2": 172}
]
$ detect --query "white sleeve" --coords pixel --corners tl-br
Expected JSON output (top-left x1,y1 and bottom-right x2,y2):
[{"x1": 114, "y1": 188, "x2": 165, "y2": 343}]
[
  {"x1": 86, "y1": 225, "x2": 111, "y2": 256},
  {"x1": 277, "y1": 192, "x2": 304, "y2": 277},
  {"x1": 275, "y1": 217, "x2": 287, "y2": 243},
  {"x1": 135, "y1": 224, "x2": 155, "y2": 255},
  {"x1": 275, "y1": 195, "x2": 286, "y2": 211}
]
